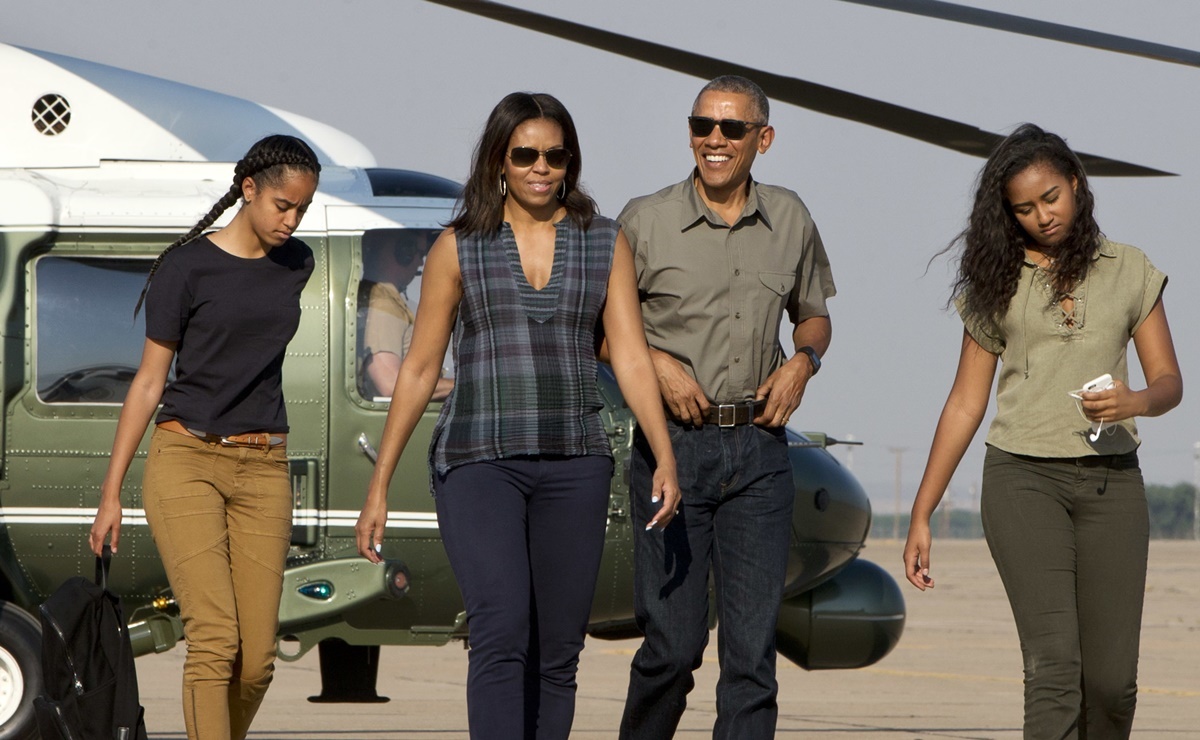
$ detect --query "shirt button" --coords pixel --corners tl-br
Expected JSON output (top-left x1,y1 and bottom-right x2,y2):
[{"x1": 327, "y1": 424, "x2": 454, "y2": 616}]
[
  {"x1": 734, "y1": 357, "x2": 741, "y2": 364},
  {"x1": 734, "y1": 269, "x2": 741, "y2": 276},
  {"x1": 735, "y1": 312, "x2": 742, "y2": 319}
]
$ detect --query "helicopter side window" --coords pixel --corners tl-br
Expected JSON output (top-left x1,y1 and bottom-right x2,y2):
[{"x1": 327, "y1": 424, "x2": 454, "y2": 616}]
[
  {"x1": 34, "y1": 255, "x2": 159, "y2": 404},
  {"x1": 355, "y1": 228, "x2": 453, "y2": 403}
]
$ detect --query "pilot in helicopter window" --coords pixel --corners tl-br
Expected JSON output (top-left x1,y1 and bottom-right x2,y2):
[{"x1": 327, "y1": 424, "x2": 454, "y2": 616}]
[{"x1": 356, "y1": 228, "x2": 453, "y2": 402}]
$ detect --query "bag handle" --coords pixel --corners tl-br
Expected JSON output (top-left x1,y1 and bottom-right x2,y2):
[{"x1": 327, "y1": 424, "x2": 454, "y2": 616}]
[{"x1": 95, "y1": 544, "x2": 112, "y2": 592}]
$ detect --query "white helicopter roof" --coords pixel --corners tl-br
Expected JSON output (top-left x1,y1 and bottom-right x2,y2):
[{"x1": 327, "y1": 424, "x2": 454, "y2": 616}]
[
  {"x1": 0, "y1": 42, "x2": 376, "y2": 169},
  {"x1": 0, "y1": 43, "x2": 461, "y2": 233}
]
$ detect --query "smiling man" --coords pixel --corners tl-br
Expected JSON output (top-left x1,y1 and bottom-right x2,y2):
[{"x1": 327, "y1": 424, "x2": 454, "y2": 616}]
[{"x1": 617, "y1": 75, "x2": 836, "y2": 739}]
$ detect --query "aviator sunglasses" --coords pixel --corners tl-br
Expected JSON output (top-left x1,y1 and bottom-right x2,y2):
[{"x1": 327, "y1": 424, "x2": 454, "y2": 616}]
[
  {"x1": 687, "y1": 116, "x2": 765, "y2": 140},
  {"x1": 507, "y1": 146, "x2": 572, "y2": 169}
]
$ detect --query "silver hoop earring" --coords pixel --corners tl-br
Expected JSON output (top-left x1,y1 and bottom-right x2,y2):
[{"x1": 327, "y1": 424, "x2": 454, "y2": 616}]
[
  {"x1": 557, "y1": 181, "x2": 567, "y2": 200},
  {"x1": 499, "y1": 175, "x2": 507, "y2": 197}
]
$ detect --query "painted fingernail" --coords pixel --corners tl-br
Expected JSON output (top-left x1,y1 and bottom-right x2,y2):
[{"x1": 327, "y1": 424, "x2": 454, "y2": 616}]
[
  {"x1": 373, "y1": 543, "x2": 382, "y2": 554},
  {"x1": 652, "y1": 495, "x2": 660, "y2": 503}
]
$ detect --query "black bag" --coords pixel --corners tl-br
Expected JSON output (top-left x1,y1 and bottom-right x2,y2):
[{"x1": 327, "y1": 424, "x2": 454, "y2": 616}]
[{"x1": 33, "y1": 546, "x2": 148, "y2": 740}]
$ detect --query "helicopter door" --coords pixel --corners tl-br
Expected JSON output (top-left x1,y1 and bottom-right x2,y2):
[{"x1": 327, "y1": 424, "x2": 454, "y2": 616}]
[
  {"x1": 7, "y1": 247, "x2": 163, "y2": 599},
  {"x1": 320, "y1": 208, "x2": 466, "y2": 631},
  {"x1": 274, "y1": 236, "x2": 329, "y2": 550},
  {"x1": 323, "y1": 223, "x2": 447, "y2": 550}
]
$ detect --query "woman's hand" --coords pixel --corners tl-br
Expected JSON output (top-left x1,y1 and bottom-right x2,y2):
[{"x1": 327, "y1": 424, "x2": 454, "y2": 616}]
[
  {"x1": 356, "y1": 494, "x2": 388, "y2": 564},
  {"x1": 89, "y1": 337, "x2": 176, "y2": 558},
  {"x1": 904, "y1": 329, "x2": 996, "y2": 593},
  {"x1": 89, "y1": 494, "x2": 123, "y2": 556},
  {"x1": 1079, "y1": 379, "x2": 1143, "y2": 424},
  {"x1": 903, "y1": 519, "x2": 935, "y2": 591},
  {"x1": 645, "y1": 463, "x2": 681, "y2": 531}
]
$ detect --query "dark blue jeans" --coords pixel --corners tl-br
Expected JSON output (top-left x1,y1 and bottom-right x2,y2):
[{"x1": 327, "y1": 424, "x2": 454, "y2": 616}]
[
  {"x1": 434, "y1": 455, "x2": 613, "y2": 740},
  {"x1": 620, "y1": 422, "x2": 794, "y2": 740}
]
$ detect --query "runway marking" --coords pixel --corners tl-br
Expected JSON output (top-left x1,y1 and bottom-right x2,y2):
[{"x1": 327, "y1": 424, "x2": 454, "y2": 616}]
[
  {"x1": 863, "y1": 668, "x2": 1200, "y2": 698},
  {"x1": 1140, "y1": 686, "x2": 1200, "y2": 698},
  {"x1": 600, "y1": 650, "x2": 1197, "y2": 698},
  {"x1": 864, "y1": 667, "x2": 1020, "y2": 685}
]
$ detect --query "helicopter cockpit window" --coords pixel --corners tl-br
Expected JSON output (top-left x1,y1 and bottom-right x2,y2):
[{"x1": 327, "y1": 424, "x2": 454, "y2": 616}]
[
  {"x1": 356, "y1": 228, "x2": 453, "y2": 403},
  {"x1": 34, "y1": 255, "x2": 162, "y2": 404}
]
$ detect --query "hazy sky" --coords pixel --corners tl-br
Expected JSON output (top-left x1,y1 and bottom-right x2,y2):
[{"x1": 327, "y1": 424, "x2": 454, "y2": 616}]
[{"x1": 6, "y1": 0, "x2": 1199, "y2": 513}]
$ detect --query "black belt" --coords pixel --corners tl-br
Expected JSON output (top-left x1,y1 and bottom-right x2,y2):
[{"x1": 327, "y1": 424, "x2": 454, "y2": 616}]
[{"x1": 701, "y1": 399, "x2": 766, "y2": 427}]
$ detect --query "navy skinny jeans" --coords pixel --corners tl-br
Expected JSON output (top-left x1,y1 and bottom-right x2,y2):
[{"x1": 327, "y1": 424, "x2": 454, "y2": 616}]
[
  {"x1": 621, "y1": 421, "x2": 794, "y2": 740},
  {"x1": 434, "y1": 455, "x2": 612, "y2": 740}
]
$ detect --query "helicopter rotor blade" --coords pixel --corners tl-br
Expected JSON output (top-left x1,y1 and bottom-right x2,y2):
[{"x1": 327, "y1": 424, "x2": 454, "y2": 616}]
[
  {"x1": 421, "y1": 0, "x2": 1173, "y2": 176},
  {"x1": 838, "y1": 0, "x2": 1200, "y2": 69}
]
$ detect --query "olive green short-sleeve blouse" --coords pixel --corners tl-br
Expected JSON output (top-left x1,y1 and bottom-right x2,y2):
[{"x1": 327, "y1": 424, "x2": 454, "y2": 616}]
[{"x1": 957, "y1": 239, "x2": 1166, "y2": 458}]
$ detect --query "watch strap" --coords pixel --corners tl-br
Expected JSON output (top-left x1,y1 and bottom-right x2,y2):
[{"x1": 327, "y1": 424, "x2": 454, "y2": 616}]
[{"x1": 798, "y1": 345, "x2": 821, "y2": 375}]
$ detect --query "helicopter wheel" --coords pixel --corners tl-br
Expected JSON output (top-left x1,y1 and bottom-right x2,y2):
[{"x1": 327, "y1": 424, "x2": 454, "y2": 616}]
[{"x1": 0, "y1": 603, "x2": 40, "y2": 739}]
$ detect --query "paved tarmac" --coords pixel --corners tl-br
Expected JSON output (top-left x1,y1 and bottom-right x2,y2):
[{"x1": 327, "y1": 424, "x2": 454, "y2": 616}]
[{"x1": 135, "y1": 539, "x2": 1199, "y2": 738}]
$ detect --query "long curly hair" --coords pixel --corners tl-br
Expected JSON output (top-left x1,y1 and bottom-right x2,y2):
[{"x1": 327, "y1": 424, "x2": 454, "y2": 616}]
[
  {"x1": 946, "y1": 123, "x2": 1101, "y2": 333},
  {"x1": 133, "y1": 134, "x2": 321, "y2": 317},
  {"x1": 449, "y1": 92, "x2": 597, "y2": 237}
]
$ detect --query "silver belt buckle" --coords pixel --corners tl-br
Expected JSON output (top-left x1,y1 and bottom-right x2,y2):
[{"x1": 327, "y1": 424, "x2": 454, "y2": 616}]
[{"x1": 717, "y1": 403, "x2": 737, "y2": 427}]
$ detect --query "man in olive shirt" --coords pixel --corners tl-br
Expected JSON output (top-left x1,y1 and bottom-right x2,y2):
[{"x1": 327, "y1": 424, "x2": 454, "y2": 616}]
[{"x1": 618, "y1": 75, "x2": 836, "y2": 739}]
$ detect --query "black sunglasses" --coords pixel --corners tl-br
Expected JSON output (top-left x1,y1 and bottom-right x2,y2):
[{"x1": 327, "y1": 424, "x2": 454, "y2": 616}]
[
  {"x1": 687, "y1": 116, "x2": 765, "y2": 140},
  {"x1": 507, "y1": 146, "x2": 572, "y2": 169}
]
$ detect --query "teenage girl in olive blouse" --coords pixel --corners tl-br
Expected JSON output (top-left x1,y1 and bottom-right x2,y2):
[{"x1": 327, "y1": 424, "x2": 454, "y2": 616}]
[{"x1": 903, "y1": 124, "x2": 1181, "y2": 739}]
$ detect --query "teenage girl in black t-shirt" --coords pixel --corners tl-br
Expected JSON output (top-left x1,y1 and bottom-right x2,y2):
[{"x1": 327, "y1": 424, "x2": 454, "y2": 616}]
[{"x1": 89, "y1": 135, "x2": 320, "y2": 740}]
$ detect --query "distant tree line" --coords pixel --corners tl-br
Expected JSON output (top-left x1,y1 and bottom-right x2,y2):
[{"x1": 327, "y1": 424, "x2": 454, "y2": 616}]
[
  {"x1": 1144, "y1": 482, "x2": 1197, "y2": 538},
  {"x1": 870, "y1": 483, "x2": 1197, "y2": 540}
]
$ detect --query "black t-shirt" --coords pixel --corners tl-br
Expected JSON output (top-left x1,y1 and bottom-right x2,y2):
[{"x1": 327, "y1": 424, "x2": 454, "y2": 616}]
[{"x1": 147, "y1": 236, "x2": 315, "y2": 435}]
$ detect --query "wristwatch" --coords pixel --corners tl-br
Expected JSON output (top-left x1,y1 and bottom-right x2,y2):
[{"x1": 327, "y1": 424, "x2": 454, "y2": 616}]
[{"x1": 797, "y1": 346, "x2": 821, "y2": 375}]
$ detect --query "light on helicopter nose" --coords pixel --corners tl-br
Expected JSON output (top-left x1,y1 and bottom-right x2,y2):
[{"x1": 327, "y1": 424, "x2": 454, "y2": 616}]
[
  {"x1": 298, "y1": 581, "x2": 334, "y2": 600},
  {"x1": 385, "y1": 562, "x2": 411, "y2": 598}
]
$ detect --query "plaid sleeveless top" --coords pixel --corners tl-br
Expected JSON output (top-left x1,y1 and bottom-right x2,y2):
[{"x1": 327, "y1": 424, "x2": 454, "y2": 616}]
[{"x1": 430, "y1": 216, "x2": 617, "y2": 477}]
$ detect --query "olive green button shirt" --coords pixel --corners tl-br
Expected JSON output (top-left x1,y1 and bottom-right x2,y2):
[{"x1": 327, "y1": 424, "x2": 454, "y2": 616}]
[
  {"x1": 959, "y1": 239, "x2": 1166, "y2": 458},
  {"x1": 618, "y1": 173, "x2": 836, "y2": 403}
]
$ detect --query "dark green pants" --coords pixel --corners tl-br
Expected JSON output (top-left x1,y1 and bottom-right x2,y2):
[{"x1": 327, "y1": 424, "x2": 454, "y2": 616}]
[{"x1": 981, "y1": 446, "x2": 1148, "y2": 740}]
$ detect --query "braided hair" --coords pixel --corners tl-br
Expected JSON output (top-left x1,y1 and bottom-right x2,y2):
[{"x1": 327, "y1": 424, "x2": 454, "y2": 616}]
[{"x1": 133, "y1": 134, "x2": 321, "y2": 317}]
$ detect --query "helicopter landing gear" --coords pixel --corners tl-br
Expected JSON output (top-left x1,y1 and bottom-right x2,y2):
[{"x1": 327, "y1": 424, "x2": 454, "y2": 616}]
[
  {"x1": 0, "y1": 603, "x2": 41, "y2": 740},
  {"x1": 306, "y1": 639, "x2": 390, "y2": 703}
]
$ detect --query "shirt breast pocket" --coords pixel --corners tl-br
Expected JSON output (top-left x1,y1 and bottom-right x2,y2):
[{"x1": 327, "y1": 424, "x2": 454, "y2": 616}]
[{"x1": 758, "y1": 271, "x2": 795, "y2": 297}]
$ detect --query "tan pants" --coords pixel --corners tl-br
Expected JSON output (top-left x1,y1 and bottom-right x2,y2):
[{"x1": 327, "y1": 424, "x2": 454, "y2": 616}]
[{"x1": 143, "y1": 427, "x2": 292, "y2": 740}]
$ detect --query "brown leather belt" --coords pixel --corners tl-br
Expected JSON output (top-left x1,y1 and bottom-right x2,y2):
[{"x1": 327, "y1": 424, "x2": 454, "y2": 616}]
[
  {"x1": 701, "y1": 399, "x2": 766, "y2": 427},
  {"x1": 158, "y1": 419, "x2": 286, "y2": 450}
]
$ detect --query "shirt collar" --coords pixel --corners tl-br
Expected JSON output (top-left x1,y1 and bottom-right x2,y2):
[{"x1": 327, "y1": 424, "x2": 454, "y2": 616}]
[
  {"x1": 680, "y1": 170, "x2": 772, "y2": 231},
  {"x1": 1021, "y1": 239, "x2": 1118, "y2": 267}
]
